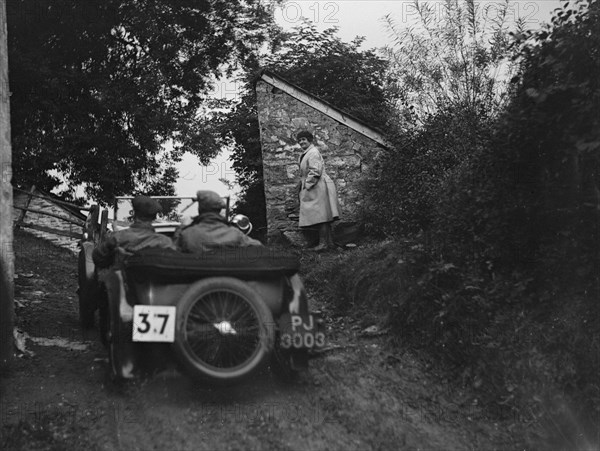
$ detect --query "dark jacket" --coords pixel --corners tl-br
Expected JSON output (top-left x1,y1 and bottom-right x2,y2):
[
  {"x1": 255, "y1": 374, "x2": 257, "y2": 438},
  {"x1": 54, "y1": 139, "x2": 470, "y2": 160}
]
[
  {"x1": 92, "y1": 221, "x2": 176, "y2": 268},
  {"x1": 175, "y1": 212, "x2": 262, "y2": 253}
]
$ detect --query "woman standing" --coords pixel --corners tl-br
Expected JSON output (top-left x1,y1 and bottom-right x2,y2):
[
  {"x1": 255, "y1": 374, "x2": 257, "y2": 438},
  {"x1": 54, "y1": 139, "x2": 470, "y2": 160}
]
[{"x1": 296, "y1": 130, "x2": 340, "y2": 251}]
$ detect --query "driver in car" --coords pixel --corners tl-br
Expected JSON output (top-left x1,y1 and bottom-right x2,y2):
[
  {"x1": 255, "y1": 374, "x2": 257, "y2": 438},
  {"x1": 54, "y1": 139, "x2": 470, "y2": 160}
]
[
  {"x1": 175, "y1": 190, "x2": 303, "y2": 314},
  {"x1": 174, "y1": 190, "x2": 262, "y2": 252},
  {"x1": 93, "y1": 195, "x2": 176, "y2": 268}
]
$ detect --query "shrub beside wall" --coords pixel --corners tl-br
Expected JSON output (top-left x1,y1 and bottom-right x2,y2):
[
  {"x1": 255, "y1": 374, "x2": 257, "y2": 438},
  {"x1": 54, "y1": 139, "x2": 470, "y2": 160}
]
[{"x1": 359, "y1": 0, "x2": 600, "y2": 422}]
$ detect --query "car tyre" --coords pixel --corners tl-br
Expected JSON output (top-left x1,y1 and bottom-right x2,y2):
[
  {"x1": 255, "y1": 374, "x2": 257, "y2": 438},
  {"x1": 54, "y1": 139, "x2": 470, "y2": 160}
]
[
  {"x1": 104, "y1": 271, "x2": 136, "y2": 382},
  {"x1": 173, "y1": 277, "x2": 275, "y2": 384},
  {"x1": 78, "y1": 246, "x2": 97, "y2": 329},
  {"x1": 98, "y1": 284, "x2": 109, "y2": 348}
]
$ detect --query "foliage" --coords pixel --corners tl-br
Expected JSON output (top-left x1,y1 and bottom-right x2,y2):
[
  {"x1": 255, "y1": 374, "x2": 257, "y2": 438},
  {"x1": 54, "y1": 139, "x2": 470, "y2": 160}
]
[
  {"x1": 214, "y1": 93, "x2": 267, "y2": 235},
  {"x1": 261, "y1": 22, "x2": 393, "y2": 128},
  {"x1": 7, "y1": 0, "x2": 278, "y2": 204},
  {"x1": 491, "y1": 0, "x2": 600, "y2": 275},
  {"x1": 362, "y1": 103, "x2": 493, "y2": 237},
  {"x1": 214, "y1": 21, "x2": 394, "y2": 234},
  {"x1": 364, "y1": 0, "x2": 519, "y2": 242},
  {"x1": 367, "y1": 0, "x2": 599, "y2": 274},
  {"x1": 308, "y1": 238, "x2": 599, "y2": 445},
  {"x1": 359, "y1": 0, "x2": 600, "y2": 425},
  {"x1": 383, "y1": 0, "x2": 521, "y2": 124}
]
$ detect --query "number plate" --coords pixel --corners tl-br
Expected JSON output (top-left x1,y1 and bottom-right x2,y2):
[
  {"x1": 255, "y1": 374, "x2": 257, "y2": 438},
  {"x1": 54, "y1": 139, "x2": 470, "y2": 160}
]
[
  {"x1": 132, "y1": 305, "x2": 176, "y2": 342},
  {"x1": 278, "y1": 314, "x2": 325, "y2": 349}
]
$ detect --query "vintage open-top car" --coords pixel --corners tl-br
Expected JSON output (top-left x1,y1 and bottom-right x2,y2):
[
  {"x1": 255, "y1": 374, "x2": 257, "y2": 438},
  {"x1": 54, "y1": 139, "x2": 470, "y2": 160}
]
[{"x1": 78, "y1": 196, "x2": 324, "y2": 383}]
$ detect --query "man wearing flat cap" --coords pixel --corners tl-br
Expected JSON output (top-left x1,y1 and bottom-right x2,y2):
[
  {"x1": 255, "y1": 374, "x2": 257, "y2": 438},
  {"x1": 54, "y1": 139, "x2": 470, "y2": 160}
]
[
  {"x1": 176, "y1": 190, "x2": 304, "y2": 315},
  {"x1": 93, "y1": 195, "x2": 176, "y2": 268},
  {"x1": 175, "y1": 190, "x2": 262, "y2": 253}
]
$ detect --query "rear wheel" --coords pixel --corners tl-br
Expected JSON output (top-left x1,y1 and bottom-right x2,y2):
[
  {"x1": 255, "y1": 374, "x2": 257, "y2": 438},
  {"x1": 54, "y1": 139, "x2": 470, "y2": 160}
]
[
  {"x1": 98, "y1": 284, "x2": 109, "y2": 347},
  {"x1": 173, "y1": 277, "x2": 275, "y2": 384},
  {"x1": 77, "y1": 246, "x2": 97, "y2": 329},
  {"x1": 105, "y1": 272, "x2": 135, "y2": 381}
]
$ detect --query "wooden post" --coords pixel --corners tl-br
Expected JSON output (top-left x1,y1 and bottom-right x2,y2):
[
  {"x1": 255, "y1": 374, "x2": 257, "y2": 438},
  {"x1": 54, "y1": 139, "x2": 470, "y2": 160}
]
[
  {"x1": 0, "y1": 0, "x2": 14, "y2": 371},
  {"x1": 14, "y1": 184, "x2": 35, "y2": 229},
  {"x1": 85, "y1": 204, "x2": 99, "y2": 241}
]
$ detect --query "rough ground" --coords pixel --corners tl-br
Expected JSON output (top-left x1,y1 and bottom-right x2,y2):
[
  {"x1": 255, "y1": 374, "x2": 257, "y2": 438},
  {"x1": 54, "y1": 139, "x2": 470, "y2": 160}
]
[{"x1": 1, "y1": 231, "x2": 538, "y2": 450}]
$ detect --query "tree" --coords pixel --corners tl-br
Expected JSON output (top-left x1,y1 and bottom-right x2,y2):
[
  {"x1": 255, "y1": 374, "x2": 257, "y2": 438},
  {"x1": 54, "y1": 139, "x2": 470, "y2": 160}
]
[
  {"x1": 363, "y1": 0, "x2": 524, "y2": 237},
  {"x1": 215, "y1": 22, "x2": 394, "y2": 234},
  {"x1": 7, "y1": 0, "x2": 278, "y2": 203},
  {"x1": 367, "y1": 2, "x2": 600, "y2": 420},
  {"x1": 383, "y1": 0, "x2": 520, "y2": 124},
  {"x1": 488, "y1": 0, "x2": 600, "y2": 271}
]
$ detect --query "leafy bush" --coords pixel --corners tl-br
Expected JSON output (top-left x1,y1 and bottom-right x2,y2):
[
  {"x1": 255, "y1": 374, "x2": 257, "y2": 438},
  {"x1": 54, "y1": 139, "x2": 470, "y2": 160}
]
[
  {"x1": 383, "y1": 0, "x2": 520, "y2": 123},
  {"x1": 362, "y1": 103, "x2": 493, "y2": 239},
  {"x1": 358, "y1": 0, "x2": 600, "y2": 425}
]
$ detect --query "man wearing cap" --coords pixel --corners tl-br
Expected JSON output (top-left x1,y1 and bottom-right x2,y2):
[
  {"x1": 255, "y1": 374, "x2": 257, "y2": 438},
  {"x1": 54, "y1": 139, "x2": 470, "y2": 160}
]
[
  {"x1": 175, "y1": 190, "x2": 262, "y2": 253},
  {"x1": 93, "y1": 195, "x2": 176, "y2": 268},
  {"x1": 176, "y1": 190, "x2": 304, "y2": 315}
]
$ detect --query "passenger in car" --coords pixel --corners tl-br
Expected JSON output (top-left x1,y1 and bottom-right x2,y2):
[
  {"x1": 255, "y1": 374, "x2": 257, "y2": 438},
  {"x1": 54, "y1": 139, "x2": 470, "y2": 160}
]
[
  {"x1": 175, "y1": 190, "x2": 303, "y2": 314},
  {"x1": 93, "y1": 195, "x2": 176, "y2": 268},
  {"x1": 174, "y1": 190, "x2": 262, "y2": 253}
]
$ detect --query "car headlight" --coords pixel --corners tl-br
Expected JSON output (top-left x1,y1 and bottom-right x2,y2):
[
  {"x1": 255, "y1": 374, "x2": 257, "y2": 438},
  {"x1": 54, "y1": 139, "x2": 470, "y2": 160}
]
[{"x1": 231, "y1": 214, "x2": 252, "y2": 235}]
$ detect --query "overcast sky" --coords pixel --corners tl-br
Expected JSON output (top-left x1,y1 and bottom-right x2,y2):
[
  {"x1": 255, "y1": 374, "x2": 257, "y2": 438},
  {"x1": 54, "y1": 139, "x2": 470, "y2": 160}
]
[
  {"x1": 273, "y1": 0, "x2": 562, "y2": 48},
  {"x1": 176, "y1": 0, "x2": 564, "y2": 199}
]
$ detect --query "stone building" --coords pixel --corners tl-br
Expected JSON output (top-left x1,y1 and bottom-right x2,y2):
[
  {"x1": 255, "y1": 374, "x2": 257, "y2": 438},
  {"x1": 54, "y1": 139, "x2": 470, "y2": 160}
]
[{"x1": 255, "y1": 70, "x2": 389, "y2": 244}]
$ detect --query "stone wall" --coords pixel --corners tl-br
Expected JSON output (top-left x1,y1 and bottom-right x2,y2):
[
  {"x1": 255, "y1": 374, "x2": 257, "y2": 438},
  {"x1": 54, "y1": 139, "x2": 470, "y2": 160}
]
[
  {"x1": 0, "y1": 0, "x2": 13, "y2": 367},
  {"x1": 256, "y1": 80, "x2": 383, "y2": 242}
]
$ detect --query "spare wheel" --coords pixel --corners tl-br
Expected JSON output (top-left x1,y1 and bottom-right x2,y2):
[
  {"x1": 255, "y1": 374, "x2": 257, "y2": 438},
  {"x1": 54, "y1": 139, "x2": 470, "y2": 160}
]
[{"x1": 173, "y1": 277, "x2": 275, "y2": 383}]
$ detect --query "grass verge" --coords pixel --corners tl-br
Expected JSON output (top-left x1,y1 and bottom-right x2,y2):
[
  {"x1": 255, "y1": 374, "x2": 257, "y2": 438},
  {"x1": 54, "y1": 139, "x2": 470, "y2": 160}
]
[{"x1": 300, "y1": 239, "x2": 600, "y2": 449}]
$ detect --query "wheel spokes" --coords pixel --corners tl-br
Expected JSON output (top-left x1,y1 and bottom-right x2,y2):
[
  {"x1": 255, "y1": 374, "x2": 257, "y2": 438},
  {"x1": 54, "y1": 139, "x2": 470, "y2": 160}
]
[{"x1": 185, "y1": 290, "x2": 262, "y2": 369}]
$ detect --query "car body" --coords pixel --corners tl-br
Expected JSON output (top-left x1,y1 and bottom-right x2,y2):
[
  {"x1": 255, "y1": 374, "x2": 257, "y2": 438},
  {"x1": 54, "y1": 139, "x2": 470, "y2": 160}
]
[{"x1": 78, "y1": 196, "x2": 323, "y2": 383}]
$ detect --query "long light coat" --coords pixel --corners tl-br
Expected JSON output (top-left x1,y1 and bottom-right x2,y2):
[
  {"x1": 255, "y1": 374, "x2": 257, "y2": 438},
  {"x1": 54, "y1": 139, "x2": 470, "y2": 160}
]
[{"x1": 298, "y1": 145, "x2": 340, "y2": 227}]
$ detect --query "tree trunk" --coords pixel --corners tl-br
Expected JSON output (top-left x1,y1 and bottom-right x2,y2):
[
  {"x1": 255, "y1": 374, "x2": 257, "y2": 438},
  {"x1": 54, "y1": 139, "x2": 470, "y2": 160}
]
[{"x1": 0, "y1": 0, "x2": 14, "y2": 371}]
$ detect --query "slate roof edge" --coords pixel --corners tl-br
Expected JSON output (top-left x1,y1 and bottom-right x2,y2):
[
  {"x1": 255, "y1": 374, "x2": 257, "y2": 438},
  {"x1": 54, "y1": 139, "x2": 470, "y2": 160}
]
[{"x1": 257, "y1": 69, "x2": 391, "y2": 148}]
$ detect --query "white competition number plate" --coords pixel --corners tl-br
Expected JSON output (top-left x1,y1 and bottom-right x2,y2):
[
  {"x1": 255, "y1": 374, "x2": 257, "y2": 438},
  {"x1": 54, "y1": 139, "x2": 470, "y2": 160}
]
[{"x1": 132, "y1": 305, "x2": 176, "y2": 342}]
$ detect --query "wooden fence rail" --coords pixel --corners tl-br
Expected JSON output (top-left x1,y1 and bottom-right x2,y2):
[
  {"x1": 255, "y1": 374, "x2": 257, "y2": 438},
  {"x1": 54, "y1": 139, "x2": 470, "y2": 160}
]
[
  {"x1": 13, "y1": 205, "x2": 85, "y2": 227},
  {"x1": 18, "y1": 222, "x2": 82, "y2": 240},
  {"x1": 13, "y1": 186, "x2": 92, "y2": 211},
  {"x1": 13, "y1": 186, "x2": 86, "y2": 242}
]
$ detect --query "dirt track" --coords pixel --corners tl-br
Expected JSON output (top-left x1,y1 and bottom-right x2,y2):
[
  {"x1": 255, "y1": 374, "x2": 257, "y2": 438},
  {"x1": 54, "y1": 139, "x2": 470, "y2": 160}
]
[{"x1": 1, "y1": 232, "x2": 531, "y2": 450}]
